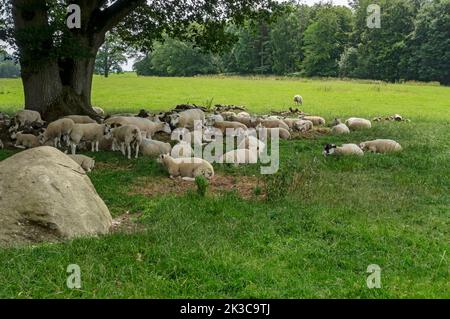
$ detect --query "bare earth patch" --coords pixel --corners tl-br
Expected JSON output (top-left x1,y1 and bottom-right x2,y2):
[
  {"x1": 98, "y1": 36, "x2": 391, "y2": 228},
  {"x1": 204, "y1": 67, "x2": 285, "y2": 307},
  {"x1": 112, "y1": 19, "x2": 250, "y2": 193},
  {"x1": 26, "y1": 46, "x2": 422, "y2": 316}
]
[
  {"x1": 130, "y1": 174, "x2": 266, "y2": 200},
  {"x1": 111, "y1": 212, "x2": 145, "y2": 234}
]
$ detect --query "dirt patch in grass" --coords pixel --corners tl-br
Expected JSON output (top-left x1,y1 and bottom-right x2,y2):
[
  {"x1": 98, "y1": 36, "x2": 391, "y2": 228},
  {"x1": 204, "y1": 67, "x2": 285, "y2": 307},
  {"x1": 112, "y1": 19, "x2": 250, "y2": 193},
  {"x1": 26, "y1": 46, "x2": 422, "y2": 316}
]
[
  {"x1": 111, "y1": 212, "x2": 145, "y2": 234},
  {"x1": 130, "y1": 174, "x2": 266, "y2": 200}
]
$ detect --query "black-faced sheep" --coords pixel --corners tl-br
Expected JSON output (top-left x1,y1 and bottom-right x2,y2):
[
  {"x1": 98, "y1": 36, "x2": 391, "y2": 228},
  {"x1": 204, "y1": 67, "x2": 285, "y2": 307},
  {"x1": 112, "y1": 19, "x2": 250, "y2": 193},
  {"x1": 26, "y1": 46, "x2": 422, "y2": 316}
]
[{"x1": 323, "y1": 143, "x2": 364, "y2": 157}]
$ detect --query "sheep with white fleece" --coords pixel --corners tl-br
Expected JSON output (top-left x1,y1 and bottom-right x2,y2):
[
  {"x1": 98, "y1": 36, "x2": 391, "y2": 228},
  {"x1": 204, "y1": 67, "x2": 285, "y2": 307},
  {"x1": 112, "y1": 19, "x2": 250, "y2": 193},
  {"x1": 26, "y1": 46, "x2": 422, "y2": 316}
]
[
  {"x1": 139, "y1": 138, "x2": 172, "y2": 157},
  {"x1": 323, "y1": 144, "x2": 364, "y2": 157},
  {"x1": 68, "y1": 154, "x2": 96, "y2": 172},
  {"x1": 111, "y1": 125, "x2": 142, "y2": 159},
  {"x1": 346, "y1": 117, "x2": 372, "y2": 130},
  {"x1": 158, "y1": 154, "x2": 214, "y2": 181},
  {"x1": 170, "y1": 109, "x2": 205, "y2": 129},
  {"x1": 359, "y1": 139, "x2": 402, "y2": 154},
  {"x1": 69, "y1": 123, "x2": 111, "y2": 154},
  {"x1": 14, "y1": 110, "x2": 45, "y2": 128},
  {"x1": 39, "y1": 118, "x2": 75, "y2": 148},
  {"x1": 331, "y1": 123, "x2": 350, "y2": 135}
]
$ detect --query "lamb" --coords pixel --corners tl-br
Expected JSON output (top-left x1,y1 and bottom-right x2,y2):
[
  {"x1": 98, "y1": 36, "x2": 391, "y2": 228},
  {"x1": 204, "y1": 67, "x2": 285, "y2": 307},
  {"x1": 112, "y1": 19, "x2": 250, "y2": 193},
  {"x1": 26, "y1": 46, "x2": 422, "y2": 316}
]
[
  {"x1": 14, "y1": 110, "x2": 45, "y2": 128},
  {"x1": 303, "y1": 116, "x2": 326, "y2": 126},
  {"x1": 294, "y1": 95, "x2": 303, "y2": 106},
  {"x1": 140, "y1": 138, "x2": 172, "y2": 157},
  {"x1": 359, "y1": 139, "x2": 402, "y2": 154},
  {"x1": 257, "y1": 126, "x2": 291, "y2": 140},
  {"x1": 105, "y1": 116, "x2": 171, "y2": 138},
  {"x1": 68, "y1": 154, "x2": 95, "y2": 173},
  {"x1": 331, "y1": 123, "x2": 350, "y2": 135},
  {"x1": 323, "y1": 144, "x2": 364, "y2": 157},
  {"x1": 69, "y1": 123, "x2": 112, "y2": 154},
  {"x1": 213, "y1": 121, "x2": 248, "y2": 135},
  {"x1": 169, "y1": 109, "x2": 205, "y2": 129},
  {"x1": 346, "y1": 117, "x2": 372, "y2": 130},
  {"x1": 171, "y1": 141, "x2": 194, "y2": 158},
  {"x1": 220, "y1": 149, "x2": 258, "y2": 165},
  {"x1": 238, "y1": 136, "x2": 266, "y2": 154},
  {"x1": 93, "y1": 107, "x2": 105, "y2": 116},
  {"x1": 11, "y1": 132, "x2": 41, "y2": 149},
  {"x1": 111, "y1": 124, "x2": 142, "y2": 159},
  {"x1": 158, "y1": 154, "x2": 215, "y2": 181},
  {"x1": 64, "y1": 115, "x2": 97, "y2": 124},
  {"x1": 39, "y1": 118, "x2": 75, "y2": 148}
]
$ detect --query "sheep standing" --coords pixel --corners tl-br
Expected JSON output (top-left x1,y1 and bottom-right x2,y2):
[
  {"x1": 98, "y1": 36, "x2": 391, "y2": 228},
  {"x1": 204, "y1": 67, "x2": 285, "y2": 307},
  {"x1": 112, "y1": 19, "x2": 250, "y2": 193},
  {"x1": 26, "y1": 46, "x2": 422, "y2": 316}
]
[
  {"x1": 111, "y1": 125, "x2": 142, "y2": 159},
  {"x1": 323, "y1": 144, "x2": 364, "y2": 157},
  {"x1": 69, "y1": 123, "x2": 111, "y2": 154},
  {"x1": 294, "y1": 95, "x2": 303, "y2": 106},
  {"x1": 359, "y1": 139, "x2": 402, "y2": 154},
  {"x1": 105, "y1": 116, "x2": 171, "y2": 138},
  {"x1": 40, "y1": 118, "x2": 75, "y2": 148},
  {"x1": 158, "y1": 154, "x2": 214, "y2": 181}
]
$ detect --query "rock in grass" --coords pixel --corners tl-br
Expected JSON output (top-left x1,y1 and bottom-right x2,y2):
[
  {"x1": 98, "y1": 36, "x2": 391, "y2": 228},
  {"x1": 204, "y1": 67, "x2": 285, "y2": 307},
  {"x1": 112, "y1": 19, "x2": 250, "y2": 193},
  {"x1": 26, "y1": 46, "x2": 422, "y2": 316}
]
[{"x1": 0, "y1": 146, "x2": 112, "y2": 246}]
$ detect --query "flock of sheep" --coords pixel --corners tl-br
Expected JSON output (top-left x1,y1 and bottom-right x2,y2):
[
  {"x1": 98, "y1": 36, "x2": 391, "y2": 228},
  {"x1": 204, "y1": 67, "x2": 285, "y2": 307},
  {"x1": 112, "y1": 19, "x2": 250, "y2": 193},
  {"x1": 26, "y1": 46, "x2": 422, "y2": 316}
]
[{"x1": 0, "y1": 95, "x2": 405, "y2": 180}]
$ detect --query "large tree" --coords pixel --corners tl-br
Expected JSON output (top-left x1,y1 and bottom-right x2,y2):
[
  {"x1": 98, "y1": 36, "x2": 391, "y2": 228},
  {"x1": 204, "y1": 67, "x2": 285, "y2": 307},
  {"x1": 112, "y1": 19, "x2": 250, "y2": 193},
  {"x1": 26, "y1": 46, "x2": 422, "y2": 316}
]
[{"x1": 0, "y1": 0, "x2": 273, "y2": 120}]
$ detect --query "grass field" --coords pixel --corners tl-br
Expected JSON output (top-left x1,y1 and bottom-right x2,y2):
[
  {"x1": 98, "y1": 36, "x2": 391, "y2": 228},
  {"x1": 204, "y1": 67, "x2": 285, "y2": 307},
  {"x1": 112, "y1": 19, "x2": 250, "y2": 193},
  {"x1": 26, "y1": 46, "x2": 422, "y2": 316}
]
[{"x1": 0, "y1": 74, "x2": 449, "y2": 298}]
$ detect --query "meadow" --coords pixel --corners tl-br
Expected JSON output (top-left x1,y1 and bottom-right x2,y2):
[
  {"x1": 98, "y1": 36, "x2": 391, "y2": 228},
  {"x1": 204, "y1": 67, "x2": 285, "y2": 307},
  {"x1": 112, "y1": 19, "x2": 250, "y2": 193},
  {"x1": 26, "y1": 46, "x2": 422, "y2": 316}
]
[{"x1": 0, "y1": 74, "x2": 448, "y2": 298}]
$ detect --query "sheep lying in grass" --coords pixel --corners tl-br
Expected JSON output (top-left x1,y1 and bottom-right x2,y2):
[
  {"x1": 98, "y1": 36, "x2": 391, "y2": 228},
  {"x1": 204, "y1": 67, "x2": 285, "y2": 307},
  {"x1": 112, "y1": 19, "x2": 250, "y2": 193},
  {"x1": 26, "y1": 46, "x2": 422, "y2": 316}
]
[
  {"x1": 323, "y1": 143, "x2": 364, "y2": 157},
  {"x1": 238, "y1": 136, "x2": 266, "y2": 154},
  {"x1": 93, "y1": 107, "x2": 105, "y2": 116},
  {"x1": 260, "y1": 119, "x2": 290, "y2": 131},
  {"x1": 140, "y1": 138, "x2": 172, "y2": 157},
  {"x1": 171, "y1": 141, "x2": 194, "y2": 158},
  {"x1": 170, "y1": 109, "x2": 205, "y2": 129},
  {"x1": 213, "y1": 121, "x2": 248, "y2": 135},
  {"x1": 346, "y1": 117, "x2": 372, "y2": 130},
  {"x1": 65, "y1": 115, "x2": 97, "y2": 124},
  {"x1": 220, "y1": 149, "x2": 258, "y2": 165},
  {"x1": 69, "y1": 123, "x2": 111, "y2": 154},
  {"x1": 14, "y1": 110, "x2": 45, "y2": 128},
  {"x1": 39, "y1": 118, "x2": 75, "y2": 148},
  {"x1": 359, "y1": 139, "x2": 402, "y2": 154},
  {"x1": 303, "y1": 116, "x2": 326, "y2": 126},
  {"x1": 221, "y1": 111, "x2": 237, "y2": 121},
  {"x1": 11, "y1": 132, "x2": 41, "y2": 149},
  {"x1": 230, "y1": 115, "x2": 261, "y2": 128},
  {"x1": 283, "y1": 118, "x2": 313, "y2": 132},
  {"x1": 331, "y1": 123, "x2": 350, "y2": 135},
  {"x1": 206, "y1": 113, "x2": 224, "y2": 125},
  {"x1": 257, "y1": 126, "x2": 291, "y2": 140},
  {"x1": 237, "y1": 111, "x2": 251, "y2": 118},
  {"x1": 111, "y1": 125, "x2": 142, "y2": 159},
  {"x1": 158, "y1": 154, "x2": 214, "y2": 181},
  {"x1": 68, "y1": 154, "x2": 95, "y2": 172}
]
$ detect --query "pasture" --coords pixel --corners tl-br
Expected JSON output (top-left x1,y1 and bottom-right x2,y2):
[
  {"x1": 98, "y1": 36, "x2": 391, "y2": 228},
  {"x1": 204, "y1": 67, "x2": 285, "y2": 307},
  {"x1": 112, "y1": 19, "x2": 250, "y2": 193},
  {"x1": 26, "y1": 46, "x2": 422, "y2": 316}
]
[{"x1": 0, "y1": 74, "x2": 448, "y2": 298}]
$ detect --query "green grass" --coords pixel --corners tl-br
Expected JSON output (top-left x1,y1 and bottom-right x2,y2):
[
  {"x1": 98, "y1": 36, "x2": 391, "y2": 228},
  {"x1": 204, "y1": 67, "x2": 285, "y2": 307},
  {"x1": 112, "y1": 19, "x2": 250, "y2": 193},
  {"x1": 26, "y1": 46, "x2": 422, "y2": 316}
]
[{"x1": 0, "y1": 75, "x2": 449, "y2": 298}]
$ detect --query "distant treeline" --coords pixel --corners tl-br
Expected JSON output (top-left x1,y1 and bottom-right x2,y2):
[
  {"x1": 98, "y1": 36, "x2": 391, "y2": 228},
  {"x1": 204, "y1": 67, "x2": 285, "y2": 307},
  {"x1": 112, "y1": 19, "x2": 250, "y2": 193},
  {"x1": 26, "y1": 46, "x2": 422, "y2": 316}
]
[
  {"x1": 133, "y1": 0, "x2": 450, "y2": 85},
  {"x1": 0, "y1": 50, "x2": 20, "y2": 78}
]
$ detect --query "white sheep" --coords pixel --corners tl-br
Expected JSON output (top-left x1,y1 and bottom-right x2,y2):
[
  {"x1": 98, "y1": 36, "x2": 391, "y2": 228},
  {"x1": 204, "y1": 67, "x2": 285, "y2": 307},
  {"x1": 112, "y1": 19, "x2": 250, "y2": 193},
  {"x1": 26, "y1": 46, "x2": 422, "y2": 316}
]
[
  {"x1": 237, "y1": 111, "x2": 251, "y2": 118},
  {"x1": 220, "y1": 111, "x2": 237, "y2": 121},
  {"x1": 230, "y1": 115, "x2": 261, "y2": 128},
  {"x1": 294, "y1": 95, "x2": 303, "y2": 106},
  {"x1": 331, "y1": 123, "x2": 350, "y2": 135},
  {"x1": 69, "y1": 123, "x2": 111, "y2": 154},
  {"x1": 39, "y1": 118, "x2": 75, "y2": 148},
  {"x1": 256, "y1": 126, "x2": 291, "y2": 140},
  {"x1": 170, "y1": 109, "x2": 205, "y2": 129},
  {"x1": 171, "y1": 141, "x2": 194, "y2": 158},
  {"x1": 11, "y1": 132, "x2": 41, "y2": 149},
  {"x1": 359, "y1": 139, "x2": 402, "y2": 154},
  {"x1": 283, "y1": 118, "x2": 313, "y2": 132},
  {"x1": 238, "y1": 136, "x2": 266, "y2": 154},
  {"x1": 93, "y1": 107, "x2": 105, "y2": 116},
  {"x1": 206, "y1": 113, "x2": 224, "y2": 126},
  {"x1": 14, "y1": 110, "x2": 45, "y2": 128},
  {"x1": 303, "y1": 116, "x2": 326, "y2": 126},
  {"x1": 220, "y1": 149, "x2": 258, "y2": 165},
  {"x1": 140, "y1": 138, "x2": 172, "y2": 157},
  {"x1": 260, "y1": 119, "x2": 290, "y2": 131},
  {"x1": 172, "y1": 127, "x2": 203, "y2": 146},
  {"x1": 346, "y1": 117, "x2": 372, "y2": 130},
  {"x1": 68, "y1": 154, "x2": 95, "y2": 172},
  {"x1": 323, "y1": 144, "x2": 364, "y2": 157},
  {"x1": 111, "y1": 125, "x2": 142, "y2": 159},
  {"x1": 105, "y1": 116, "x2": 171, "y2": 138},
  {"x1": 65, "y1": 115, "x2": 97, "y2": 124},
  {"x1": 213, "y1": 121, "x2": 248, "y2": 135},
  {"x1": 158, "y1": 154, "x2": 214, "y2": 181}
]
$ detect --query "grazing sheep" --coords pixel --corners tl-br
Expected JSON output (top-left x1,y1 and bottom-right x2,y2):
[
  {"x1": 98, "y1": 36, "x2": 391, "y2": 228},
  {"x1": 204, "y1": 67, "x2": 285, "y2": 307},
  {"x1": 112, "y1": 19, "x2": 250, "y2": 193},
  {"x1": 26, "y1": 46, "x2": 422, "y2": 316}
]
[
  {"x1": 303, "y1": 116, "x2": 326, "y2": 126},
  {"x1": 93, "y1": 107, "x2": 105, "y2": 116},
  {"x1": 105, "y1": 116, "x2": 171, "y2": 138},
  {"x1": 294, "y1": 95, "x2": 303, "y2": 106},
  {"x1": 140, "y1": 138, "x2": 172, "y2": 157},
  {"x1": 213, "y1": 121, "x2": 248, "y2": 135},
  {"x1": 111, "y1": 125, "x2": 142, "y2": 159},
  {"x1": 346, "y1": 117, "x2": 372, "y2": 130},
  {"x1": 14, "y1": 110, "x2": 45, "y2": 128},
  {"x1": 68, "y1": 154, "x2": 95, "y2": 173},
  {"x1": 359, "y1": 139, "x2": 402, "y2": 154},
  {"x1": 65, "y1": 115, "x2": 97, "y2": 124},
  {"x1": 69, "y1": 123, "x2": 111, "y2": 154},
  {"x1": 11, "y1": 132, "x2": 41, "y2": 149},
  {"x1": 171, "y1": 141, "x2": 194, "y2": 158},
  {"x1": 323, "y1": 144, "x2": 364, "y2": 157},
  {"x1": 169, "y1": 109, "x2": 205, "y2": 129},
  {"x1": 39, "y1": 118, "x2": 75, "y2": 148},
  {"x1": 331, "y1": 123, "x2": 350, "y2": 135},
  {"x1": 220, "y1": 149, "x2": 258, "y2": 165},
  {"x1": 158, "y1": 154, "x2": 214, "y2": 181}
]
